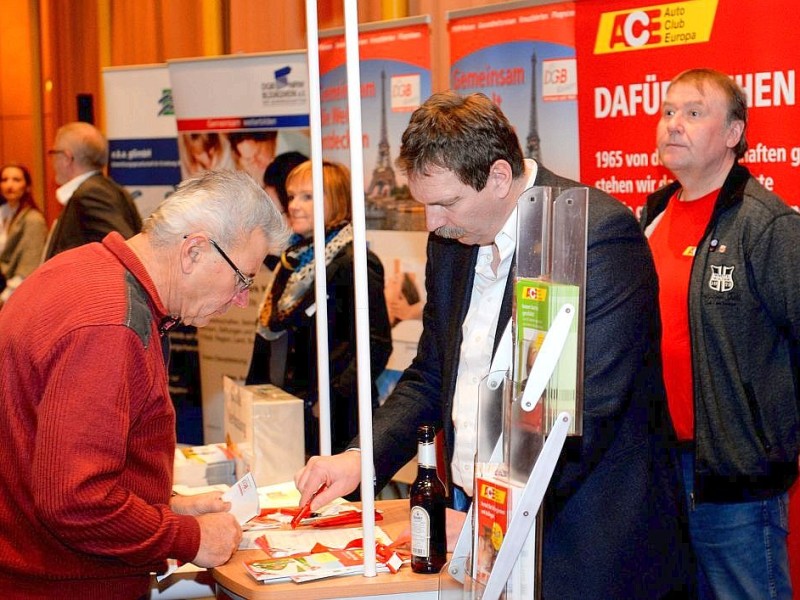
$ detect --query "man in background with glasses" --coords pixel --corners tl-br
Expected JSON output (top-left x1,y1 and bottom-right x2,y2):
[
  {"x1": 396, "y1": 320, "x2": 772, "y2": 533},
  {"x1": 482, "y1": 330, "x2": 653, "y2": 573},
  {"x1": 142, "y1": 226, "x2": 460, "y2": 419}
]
[
  {"x1": 0, "y1": 170, "x2": 289, "y2": 598},
  {"x1": 44, "y1": 121, "x2": 142, "y2": 260}
]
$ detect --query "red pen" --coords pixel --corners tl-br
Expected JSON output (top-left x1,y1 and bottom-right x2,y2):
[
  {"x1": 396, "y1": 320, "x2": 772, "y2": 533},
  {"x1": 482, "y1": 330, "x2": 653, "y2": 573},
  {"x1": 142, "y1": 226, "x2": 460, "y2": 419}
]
[{"x1": 290, "y1": 483, "x2": 328, "y2": 529}]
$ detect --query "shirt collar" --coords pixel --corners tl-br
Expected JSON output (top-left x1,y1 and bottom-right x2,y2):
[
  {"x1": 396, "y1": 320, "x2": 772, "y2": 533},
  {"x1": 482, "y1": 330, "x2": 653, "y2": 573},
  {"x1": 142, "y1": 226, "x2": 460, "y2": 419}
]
[
  {"x1": 56, "y1": 170, "x2": 100, "y2": 205},
  {"x1": 522, "y1": 158, "x2": 539, "y2": 191}
]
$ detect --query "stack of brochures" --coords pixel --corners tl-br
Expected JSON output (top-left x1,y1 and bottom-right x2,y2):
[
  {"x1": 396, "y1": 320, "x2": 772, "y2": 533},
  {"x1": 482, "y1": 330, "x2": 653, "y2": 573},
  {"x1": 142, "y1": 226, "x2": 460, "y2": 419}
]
[{"x1": 244, "y1": 548, "x2": 390, "y2": 583}]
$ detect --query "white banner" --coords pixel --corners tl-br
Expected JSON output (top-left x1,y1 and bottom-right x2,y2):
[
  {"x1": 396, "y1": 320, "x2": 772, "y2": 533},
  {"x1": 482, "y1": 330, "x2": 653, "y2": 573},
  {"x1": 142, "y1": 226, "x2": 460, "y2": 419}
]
[
  {"x1": 102, "y1": 64, "x2": 181, "y2": 219},
  {"x1": 168, "y1": 51, "x2": 311, "y2": 443}
]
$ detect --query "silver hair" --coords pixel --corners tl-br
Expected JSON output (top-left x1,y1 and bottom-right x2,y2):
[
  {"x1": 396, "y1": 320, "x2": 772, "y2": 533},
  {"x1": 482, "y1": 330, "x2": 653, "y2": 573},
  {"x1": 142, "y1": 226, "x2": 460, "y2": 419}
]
[
  {"x1": 57, "y1": 122, "x2": 108, "y2": 169},
  {"x1": 143, "y1": 169, "x2": 290, "y2": 253}
]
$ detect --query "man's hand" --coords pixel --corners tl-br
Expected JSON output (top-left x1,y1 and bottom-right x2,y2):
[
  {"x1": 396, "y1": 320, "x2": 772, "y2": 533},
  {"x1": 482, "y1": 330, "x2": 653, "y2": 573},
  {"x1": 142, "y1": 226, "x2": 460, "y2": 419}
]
[
  {"x1": 388, "y1": 507, "x2": 468, "y2": 553},
  {"x1": 294, "y1": 451, "x2": 362, "y2": 510},
  {"x1": 170, "y1": 491, "x2": 231, "y2": 517},
  {"x1": 446, "y1": 508, "x2": 467, "y2": 552},
  {"x1": 192, "y1": 512, "x2": 242, "y2": 568}
]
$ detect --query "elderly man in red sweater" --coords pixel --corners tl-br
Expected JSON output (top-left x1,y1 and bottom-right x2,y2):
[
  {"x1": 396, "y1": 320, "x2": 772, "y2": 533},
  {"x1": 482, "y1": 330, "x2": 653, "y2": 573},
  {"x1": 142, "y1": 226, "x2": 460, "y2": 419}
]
[{"x1": 0, "y1": 169, "x2": 288, "y2": 598}]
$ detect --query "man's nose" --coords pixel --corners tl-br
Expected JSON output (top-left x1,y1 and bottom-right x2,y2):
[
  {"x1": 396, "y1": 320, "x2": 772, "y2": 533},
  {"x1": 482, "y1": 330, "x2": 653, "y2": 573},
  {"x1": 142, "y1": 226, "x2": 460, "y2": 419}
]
[
  {"x1": 425, "y1": 206, "x2": 445, "y2": 232},
  {"x1": 666, "y1": 115, "x2": 684, "y2": 133}
]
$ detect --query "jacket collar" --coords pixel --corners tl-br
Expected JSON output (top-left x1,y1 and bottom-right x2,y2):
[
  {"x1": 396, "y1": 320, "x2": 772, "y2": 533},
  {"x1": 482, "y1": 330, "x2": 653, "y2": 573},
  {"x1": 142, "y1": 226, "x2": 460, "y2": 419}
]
[{"x1": 644, "y1": 163, "x2": 752, "y2": 227}]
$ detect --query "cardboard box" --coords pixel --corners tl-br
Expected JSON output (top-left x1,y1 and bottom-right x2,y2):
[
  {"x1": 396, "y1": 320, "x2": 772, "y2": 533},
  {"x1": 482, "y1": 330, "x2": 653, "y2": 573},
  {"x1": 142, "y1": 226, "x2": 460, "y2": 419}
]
[{"x1": 223, "y1": 377, "x2": 305, "y2": 487}]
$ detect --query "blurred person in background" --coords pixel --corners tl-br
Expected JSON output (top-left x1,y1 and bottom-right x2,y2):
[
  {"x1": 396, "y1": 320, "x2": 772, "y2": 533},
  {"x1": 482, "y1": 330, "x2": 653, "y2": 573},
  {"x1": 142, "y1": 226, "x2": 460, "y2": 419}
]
[
  {"x1": 261, "y1": 151, "x2": 308, "y2": 270},
  {"x1": 263, "y1": 150, "x2": 309, "y2": 216},
  {"x1": 0, "y1": 163, "x2": 47, "y2": 307},
  {"x1": 246, "y1": 160, "x2": 392, "y2": 456},
  {"x1": 44, "y1": 121, "x2": 142, "y2": 260}
]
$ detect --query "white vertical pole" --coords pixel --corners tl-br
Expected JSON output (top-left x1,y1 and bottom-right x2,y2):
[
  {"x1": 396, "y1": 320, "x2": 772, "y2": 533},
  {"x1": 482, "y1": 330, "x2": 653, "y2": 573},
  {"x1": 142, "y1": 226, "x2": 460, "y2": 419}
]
[
  {"x1": 342, "y1": 0, "x2": 378, "y2": 577},
  {"x1": 304, "y1": 0, "x2": 332, "y2": 457}
]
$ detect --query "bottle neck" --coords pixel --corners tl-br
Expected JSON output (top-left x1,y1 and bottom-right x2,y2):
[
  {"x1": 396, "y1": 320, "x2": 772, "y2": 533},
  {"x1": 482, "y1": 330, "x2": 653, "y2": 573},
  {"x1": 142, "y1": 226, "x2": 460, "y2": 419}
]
[{"x1": 418, "y1": 440, "x2": 437, "y2": 469}]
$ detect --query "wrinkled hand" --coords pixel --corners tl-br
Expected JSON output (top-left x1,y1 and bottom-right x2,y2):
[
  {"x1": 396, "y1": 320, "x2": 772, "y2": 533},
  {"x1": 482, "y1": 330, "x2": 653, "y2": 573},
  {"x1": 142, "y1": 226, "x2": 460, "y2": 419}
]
[
  {"x1": 192, "y1": 512, "x2": 242, "y2": 568},
  {"x1": 294, "y1": 451, "x2": 362, "y2": 510},
  {"x1": 171, "y1": 491, "x2": 231, "y2": 517}
]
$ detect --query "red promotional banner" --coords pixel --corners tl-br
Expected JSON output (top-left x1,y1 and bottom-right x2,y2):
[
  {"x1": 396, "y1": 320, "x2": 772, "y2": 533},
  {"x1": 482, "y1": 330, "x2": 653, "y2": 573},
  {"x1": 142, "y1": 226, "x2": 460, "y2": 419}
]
[
  {"x1": 318, "y1": 19, "x2": 432, "y2": 231},
  {"x1": 576, "y1": 0, "x2": 799, "y2": 213}
]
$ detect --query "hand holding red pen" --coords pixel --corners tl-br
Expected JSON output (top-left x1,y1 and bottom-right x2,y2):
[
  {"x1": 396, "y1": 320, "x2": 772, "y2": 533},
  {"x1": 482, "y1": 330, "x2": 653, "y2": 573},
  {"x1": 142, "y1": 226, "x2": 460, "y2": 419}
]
[
  {"x1": 294, "y1": 451, "x2": 362, "y2": 511},
  {"x1": 290, "y1": 483, "x2": 328, "y2": 529}
]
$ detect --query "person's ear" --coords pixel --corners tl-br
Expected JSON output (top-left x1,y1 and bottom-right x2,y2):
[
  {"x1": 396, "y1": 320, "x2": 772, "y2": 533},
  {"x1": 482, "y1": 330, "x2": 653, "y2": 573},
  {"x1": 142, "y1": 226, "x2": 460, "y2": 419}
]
[
  {"x1": 488, "y1": 159, "x2": 514, "y2": 197},
  {"x1": 726, "y1": 120, "x2": 745, "y2": 150},
  {"x1": 181, "y1": 234, "x2": 205, "y2": 273}
]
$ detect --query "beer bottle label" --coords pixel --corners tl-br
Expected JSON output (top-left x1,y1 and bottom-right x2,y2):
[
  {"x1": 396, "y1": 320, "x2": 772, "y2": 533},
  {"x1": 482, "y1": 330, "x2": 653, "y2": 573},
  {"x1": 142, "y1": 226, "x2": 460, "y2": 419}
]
[
  {"x1": 418, "y1": 441, "x2": 436, "y2": 468},
  {"x1": 410, "y1": 505, "x2": 431, "y2": 557}
]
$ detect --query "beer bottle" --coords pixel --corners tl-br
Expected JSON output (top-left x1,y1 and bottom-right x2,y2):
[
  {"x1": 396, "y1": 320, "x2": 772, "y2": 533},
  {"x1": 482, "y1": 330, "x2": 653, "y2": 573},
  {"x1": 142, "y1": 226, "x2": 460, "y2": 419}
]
[{"x1": 410, "y1": 423, "x2": 447, "y2": 573}]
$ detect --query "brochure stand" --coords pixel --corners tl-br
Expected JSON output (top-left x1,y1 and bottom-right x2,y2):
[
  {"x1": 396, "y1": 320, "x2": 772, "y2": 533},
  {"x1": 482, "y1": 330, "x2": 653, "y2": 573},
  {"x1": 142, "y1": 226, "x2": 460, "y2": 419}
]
[{"x1": 439, "y1": 187, "x2": 588, "y2": 600}]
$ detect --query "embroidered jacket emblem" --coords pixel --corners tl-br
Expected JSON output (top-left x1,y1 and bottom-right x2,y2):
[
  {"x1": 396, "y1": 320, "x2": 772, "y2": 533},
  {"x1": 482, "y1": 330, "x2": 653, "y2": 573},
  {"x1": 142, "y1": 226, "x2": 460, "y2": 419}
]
[{"x1": 708, "y1": 265, "x2": 735, "y2": 292}]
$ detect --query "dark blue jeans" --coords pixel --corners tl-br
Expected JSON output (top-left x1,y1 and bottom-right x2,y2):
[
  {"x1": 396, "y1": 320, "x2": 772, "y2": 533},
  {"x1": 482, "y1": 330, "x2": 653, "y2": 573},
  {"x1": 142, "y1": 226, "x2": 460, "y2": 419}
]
[
  {"x1": 679, "y1": 449, "x2": 792, "y2": 599},
  {"x1": 452, "y1": 485, "x2": 472, "y2": 512}
]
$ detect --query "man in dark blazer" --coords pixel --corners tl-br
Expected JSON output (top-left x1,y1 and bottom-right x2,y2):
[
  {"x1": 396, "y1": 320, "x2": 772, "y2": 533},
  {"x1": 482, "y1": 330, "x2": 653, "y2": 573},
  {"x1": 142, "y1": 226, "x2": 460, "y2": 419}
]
[
  {"x1": 296, "y1": 92, "x2": 692, "y2": 598},
  {"x1": 44, "y1": 121, "x2": 142, "y2": 260}
]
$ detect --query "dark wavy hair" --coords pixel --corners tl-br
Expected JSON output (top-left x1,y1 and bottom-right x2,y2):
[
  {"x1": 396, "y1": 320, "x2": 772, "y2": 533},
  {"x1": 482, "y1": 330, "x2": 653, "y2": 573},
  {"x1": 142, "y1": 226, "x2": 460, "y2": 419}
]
[
  {"x1": 397, "y1": 91, "x2": 525, "y2": 191},
  {"x1": 264, "y1": 151, "x2": 308, "y2": 212}
]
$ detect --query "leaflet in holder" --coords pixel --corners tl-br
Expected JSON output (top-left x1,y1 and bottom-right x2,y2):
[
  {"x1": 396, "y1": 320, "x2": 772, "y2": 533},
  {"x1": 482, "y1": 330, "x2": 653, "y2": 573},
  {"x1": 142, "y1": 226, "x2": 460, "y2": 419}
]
[
  {"x1": 513, "y1": 185, "x2": 587, "y2": 437},
  {"x1": 517, "y1": 296, "x2": 576, "y2": 413}
]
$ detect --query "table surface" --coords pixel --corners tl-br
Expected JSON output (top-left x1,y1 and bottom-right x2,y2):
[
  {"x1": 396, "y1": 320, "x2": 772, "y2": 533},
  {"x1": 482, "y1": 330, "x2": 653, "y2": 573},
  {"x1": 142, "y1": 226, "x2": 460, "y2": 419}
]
[{"x1": 213, "y1": 499, "x2": 446, "y2": 599}]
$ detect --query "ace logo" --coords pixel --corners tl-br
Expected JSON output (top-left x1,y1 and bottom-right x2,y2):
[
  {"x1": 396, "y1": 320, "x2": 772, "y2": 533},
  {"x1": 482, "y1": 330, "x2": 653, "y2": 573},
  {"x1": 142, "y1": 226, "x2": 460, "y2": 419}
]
[
  {"x1": 609, "y1": 10, "x2": 662, "y2": 48},
  {"x1": 593, "y1": 0, "x2": 718, "y2": 54}
]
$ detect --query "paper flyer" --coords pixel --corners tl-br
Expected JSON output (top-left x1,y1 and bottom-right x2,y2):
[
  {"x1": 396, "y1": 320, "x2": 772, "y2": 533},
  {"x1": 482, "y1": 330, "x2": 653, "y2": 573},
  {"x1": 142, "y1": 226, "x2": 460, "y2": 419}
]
[{"x1": 223, "y1": 472, "x2": 260, "y2": 525}]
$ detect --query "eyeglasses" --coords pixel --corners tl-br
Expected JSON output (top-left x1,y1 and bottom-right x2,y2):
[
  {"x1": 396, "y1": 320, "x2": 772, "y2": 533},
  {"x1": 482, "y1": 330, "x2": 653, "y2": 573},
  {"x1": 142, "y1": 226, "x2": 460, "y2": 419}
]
[
  {"x1": 47, "y1": 148, "x2": 68, "y2": 156},
  {"x1": 208, "y1": 238, "x2": 254, "y2": 293}
]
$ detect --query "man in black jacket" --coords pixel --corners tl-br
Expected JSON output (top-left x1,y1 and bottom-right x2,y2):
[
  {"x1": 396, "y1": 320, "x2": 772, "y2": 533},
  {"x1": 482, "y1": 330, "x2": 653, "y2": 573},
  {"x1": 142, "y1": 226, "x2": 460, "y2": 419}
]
[
  {"x1": 296, "y1": 91, "x2": 691, "y2": 599},
  {"x1": 642, "y1": 68, "x2": 800, "y2": 599},
  {"x1": 45, "y1": 121, "x2": 142, "y2": 260}
]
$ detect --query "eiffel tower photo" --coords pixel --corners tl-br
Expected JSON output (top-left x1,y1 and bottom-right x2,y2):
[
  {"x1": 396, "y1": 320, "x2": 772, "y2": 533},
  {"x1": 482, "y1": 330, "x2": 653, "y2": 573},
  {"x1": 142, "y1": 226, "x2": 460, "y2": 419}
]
[
  {"x1": 526, "y1": 52, "x2": 542, "y2": 162},
  {"x1": 367, "y1": 70, "x2": 398, "y2": 199}
]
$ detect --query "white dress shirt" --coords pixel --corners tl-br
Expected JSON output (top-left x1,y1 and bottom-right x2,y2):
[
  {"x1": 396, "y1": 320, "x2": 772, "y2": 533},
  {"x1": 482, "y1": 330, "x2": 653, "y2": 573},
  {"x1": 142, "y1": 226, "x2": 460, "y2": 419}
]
[
  {"x1": 450, "y1": 159, "x2": 538, "y2": 494},
  {"x1": 55, "y1": 170, "x2": 99, "y2": 206}
]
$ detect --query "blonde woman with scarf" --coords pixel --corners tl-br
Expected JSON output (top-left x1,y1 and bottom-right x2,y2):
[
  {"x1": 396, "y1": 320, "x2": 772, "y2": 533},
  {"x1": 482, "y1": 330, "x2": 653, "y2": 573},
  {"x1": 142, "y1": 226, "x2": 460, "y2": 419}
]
[{"x1": 246, "y1": 161, "x2": 392, "y2": 456}]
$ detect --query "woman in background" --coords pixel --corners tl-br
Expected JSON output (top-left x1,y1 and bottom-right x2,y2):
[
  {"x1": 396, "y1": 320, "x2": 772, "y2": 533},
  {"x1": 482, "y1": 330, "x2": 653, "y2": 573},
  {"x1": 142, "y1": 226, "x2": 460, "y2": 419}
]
[
  {"x1": 0, "y1": 164, "x2": 47, "y2": 306},
  {"x1": 246, "y1": 160, "x2": 392, "y2": 456},
  {"x1": 263, "y1": 151, "x2": 308, "y2": 216}
]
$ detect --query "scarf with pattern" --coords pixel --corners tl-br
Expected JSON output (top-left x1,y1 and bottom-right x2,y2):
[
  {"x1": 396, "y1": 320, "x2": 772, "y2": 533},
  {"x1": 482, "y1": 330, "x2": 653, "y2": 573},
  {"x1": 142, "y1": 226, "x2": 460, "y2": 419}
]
[{"x1": 257, "y1": 222, "x2": 353, "y2": 340}]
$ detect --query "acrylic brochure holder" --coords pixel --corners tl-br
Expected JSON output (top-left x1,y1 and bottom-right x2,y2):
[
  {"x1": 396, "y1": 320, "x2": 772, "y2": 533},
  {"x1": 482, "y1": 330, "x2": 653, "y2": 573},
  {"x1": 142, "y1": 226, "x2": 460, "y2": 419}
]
[{"x1": 439, "y1": 186, "x2": 588, "y2": 600}]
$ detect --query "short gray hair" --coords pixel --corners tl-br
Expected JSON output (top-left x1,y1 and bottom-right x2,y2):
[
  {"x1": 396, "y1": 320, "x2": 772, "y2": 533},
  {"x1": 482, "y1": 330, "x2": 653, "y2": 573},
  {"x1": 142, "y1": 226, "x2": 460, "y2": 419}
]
[
  {"x1": 57, "y1": 122, "x2": 108, "y2": 169},
  {"x1": 143, "y1": 170, "x2": 290, "y2": 253}
]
